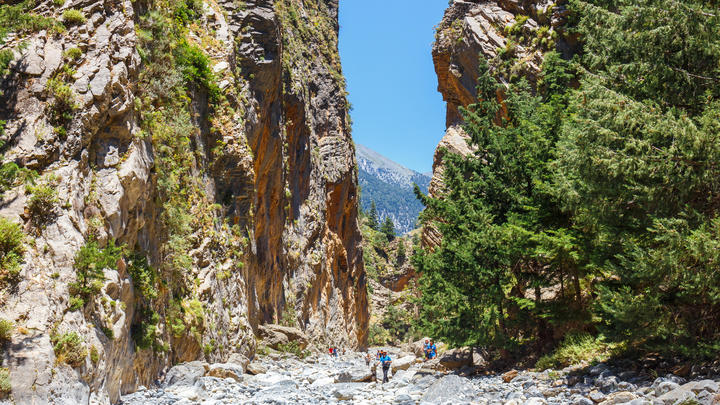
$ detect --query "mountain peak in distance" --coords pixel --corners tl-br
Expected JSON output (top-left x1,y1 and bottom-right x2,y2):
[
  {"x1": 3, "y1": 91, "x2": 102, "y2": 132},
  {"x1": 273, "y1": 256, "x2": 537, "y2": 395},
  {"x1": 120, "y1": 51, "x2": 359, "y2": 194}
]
[{"x1": 355, "y1": 144, "x2": 431, "y2": 235}]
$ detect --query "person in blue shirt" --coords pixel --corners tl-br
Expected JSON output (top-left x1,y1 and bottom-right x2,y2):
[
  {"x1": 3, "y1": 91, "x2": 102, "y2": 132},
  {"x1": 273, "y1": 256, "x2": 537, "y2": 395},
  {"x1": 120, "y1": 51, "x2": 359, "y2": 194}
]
[
  {"x1": 379, "y1": 351, "x2": 392, "y2": 383},
  {"x1": 428, "y1": 340, "x2": 437, "y2": 360}
]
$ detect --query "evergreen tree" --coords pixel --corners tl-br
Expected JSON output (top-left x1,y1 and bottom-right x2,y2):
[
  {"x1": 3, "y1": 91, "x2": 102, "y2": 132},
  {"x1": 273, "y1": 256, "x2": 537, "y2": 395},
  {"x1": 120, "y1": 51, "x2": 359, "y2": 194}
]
[
  {"x1": 380, "y1": 216, "x2": 395, "y2": 241},
  {"x1": 556, "y1": 0, "x2": 720, "y2": 349},
  {"x1": 396, "y1": 241, "x2": 406, "y2": 266},
  {"x1": 367, "y1": 200, "x2": 379, "y2": 230},
  {"x1": 413, "y1": 57, "x2": 579, "y2": 350},
  {"x1": 413, "y1": 0, "x2": 720, "y2": 355}
]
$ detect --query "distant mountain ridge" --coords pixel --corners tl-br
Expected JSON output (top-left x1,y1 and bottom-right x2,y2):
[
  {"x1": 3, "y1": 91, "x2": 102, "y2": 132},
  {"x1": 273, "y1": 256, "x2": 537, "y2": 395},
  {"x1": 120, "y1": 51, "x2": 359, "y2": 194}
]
[{"x1": 356, "y1": 144, "x2": 431, "y2": 234}]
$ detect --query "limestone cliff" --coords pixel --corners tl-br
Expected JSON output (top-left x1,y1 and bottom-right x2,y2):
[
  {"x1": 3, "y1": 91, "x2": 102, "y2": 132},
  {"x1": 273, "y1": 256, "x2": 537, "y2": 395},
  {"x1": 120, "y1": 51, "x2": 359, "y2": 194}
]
[
  {"x1": 0, "y1": 0, "x2": 367, "y2": 403},
  {"x1": 425, "y1": 0, "x2": 569, "y2": 248}
]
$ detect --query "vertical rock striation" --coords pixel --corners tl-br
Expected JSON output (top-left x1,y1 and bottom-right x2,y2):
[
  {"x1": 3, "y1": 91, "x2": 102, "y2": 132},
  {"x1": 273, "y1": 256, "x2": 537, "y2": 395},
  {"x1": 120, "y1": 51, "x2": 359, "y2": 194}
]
[{"x1": 0, "y1": 0, "x2": 366, "y2": 403}]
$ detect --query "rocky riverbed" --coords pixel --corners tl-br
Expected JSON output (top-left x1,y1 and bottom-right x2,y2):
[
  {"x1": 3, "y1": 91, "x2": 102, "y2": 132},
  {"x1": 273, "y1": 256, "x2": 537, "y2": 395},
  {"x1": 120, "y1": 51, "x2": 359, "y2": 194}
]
[{"x1": 118, "y1": 347, "x2": 720, "y2": 405}]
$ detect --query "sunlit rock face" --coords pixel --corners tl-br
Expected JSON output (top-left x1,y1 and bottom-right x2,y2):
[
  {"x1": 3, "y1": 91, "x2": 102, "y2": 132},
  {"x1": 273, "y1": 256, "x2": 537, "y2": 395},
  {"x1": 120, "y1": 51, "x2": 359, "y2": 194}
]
[{"x1": 0, "y1": 0, "x2": 366, "y2": 402}]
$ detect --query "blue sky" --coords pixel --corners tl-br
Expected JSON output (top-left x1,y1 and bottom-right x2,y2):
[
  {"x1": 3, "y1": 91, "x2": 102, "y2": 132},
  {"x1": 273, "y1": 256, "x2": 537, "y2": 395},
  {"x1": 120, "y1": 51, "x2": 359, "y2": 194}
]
[{"x1": 338, "y1": 1, "x2": 448, "y2": 174}]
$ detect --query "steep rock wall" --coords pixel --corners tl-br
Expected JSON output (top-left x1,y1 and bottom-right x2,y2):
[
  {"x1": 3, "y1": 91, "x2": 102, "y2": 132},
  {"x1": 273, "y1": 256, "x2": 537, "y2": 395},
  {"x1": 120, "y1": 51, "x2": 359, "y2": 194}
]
[{"x1": 0, "y1": 0, "x2": 366, "y2": 403}]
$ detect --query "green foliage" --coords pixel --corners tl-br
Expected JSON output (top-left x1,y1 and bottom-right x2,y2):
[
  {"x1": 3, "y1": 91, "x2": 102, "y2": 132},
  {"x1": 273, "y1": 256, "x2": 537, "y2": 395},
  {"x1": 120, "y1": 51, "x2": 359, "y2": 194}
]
[
  {"x1": 51, "y1": 331, "x2": 87, "y2": 367},
  {"x1": 132, "y1": 307, "x2": 160, "y2": 350},
  {"x1": 26, "y1": 181, "x2": 59, "y2": 225},
  {"x1": 535, "y1": 332, "x2": 617, "y2": 370},
  {"x1": 380, "y1": 216, "x2": 395, "y2": 241},
  {"x1": 0, "y1": 319, "x2": 13, "y2": 342},
  {"x1": 0, "y1": 49, "x2": 12, "y2": 77},
  {"x1": 46, "y1": 76, "x2": 77, "y2": 128},
  {"x1": 0, "y1": 1, "x2": 64, "y2": 43},
  {"x1": 127, "y1": 252, "x2": 158, "y2": 300},
  {"x1": 413, "y1": 58, "x2": 578, "y2": 351},
  {"x1": 0, "y1": 368, "x2": 9, "y2": 399},
  {"x1": 63, "y1": 47, "x2": 83, "y2": 61},
  {"x1": 174, "y1": 39, "x2": 220, "y2": 101},
  {"x1": 395, "y1": 241, "x2": 406, "y2": 266},
  {"x1": 89, "y1": 345, "x2": 99, "y2": 364},
  {"x1": 61, "y1": 9, "x2": 86, "y2": 25},
  {"x1": 415, "y1": 0, "x2": 720, "y2": 358},
  {"x1": 277, "y1": 340, "x2": 310, "y2": 359},
  {"x1": 367, "y1": 323, "x2": 390, "y2": 346},
  {"x1": 367, "y1": 200, "x2": 378, "y2": 230},
  {"x1": 69, "y1": 240, "x2": 123, "y2": 309},
  {"x1": 173, "y1": 0, "x2": 203, "y2": 25},
  {"x1": 0, "y1": 218, "x2": 25, "y2": 287}
]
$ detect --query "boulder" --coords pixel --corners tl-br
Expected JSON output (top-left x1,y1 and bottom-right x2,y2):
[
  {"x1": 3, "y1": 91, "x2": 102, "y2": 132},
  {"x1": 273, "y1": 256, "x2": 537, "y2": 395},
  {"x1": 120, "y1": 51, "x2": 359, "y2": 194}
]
[
  {"x1": 246, "y1": 361, "x2": 268, "y2": 375},
  {"x1": 654, "y1": 381, "x2": 680, "y2": 396},
  {"x1": 162, "y1": 361, "x2": 208, "y2": 388},
  {"x1": 653, "y1": 388, "x2": 696, "y2": 405},
  {"x1": 206, "y1": 363, "x2": 244, "y2": 382},
  {"x1": 258, "y1": 324, "x2": 309, "y2": 349},
  {"x1": 393, "y1": 355, "x2": 416, "y2": 371},
  {"x1": 419, "y1": 374, "x2": 478, "y2": 404},
  {"x1": 330, "y1": 383, "x2": 365, "y2": 400},
  {"x1": 337, "y1": 366, "x2": 373, "y2": 383},
  {"x1": 438, "y1": 347, "x2": 472, "y2": 370},
  {"x1": 598, "y1": 391, "x2": 636, "y2": 405},
  {"x1": 681, "y1": 379, "x2": 719, "y2": 394},
  {"x1": 226, "y1": 353, "x2": 250, "y2": 371},
  {"x1": 503, "y1": 370, "x2": 520, "y2": 383}
]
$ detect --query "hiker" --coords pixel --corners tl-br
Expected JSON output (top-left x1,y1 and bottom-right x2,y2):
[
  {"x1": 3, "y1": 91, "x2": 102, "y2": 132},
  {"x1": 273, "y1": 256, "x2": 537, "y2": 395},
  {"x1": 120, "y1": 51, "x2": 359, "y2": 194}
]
[
  {"x1": 328, "y1": 347, "x2": 333, "y2": 356},
  {"x1": 427, "y1": 340, "x2": 437, "y2": 360},
  {"x1": 379, "y1": 350, "x2": 392, "y2": 383},
  {"x1": 365, "y1": 352, "x2": 371, "y2": 368},
  {"x1": 332, "y1": 347, "x2": 338, "y2": 357},
  {"x1": 423, "y1": 339, "x2": 431, "y2": 360}
]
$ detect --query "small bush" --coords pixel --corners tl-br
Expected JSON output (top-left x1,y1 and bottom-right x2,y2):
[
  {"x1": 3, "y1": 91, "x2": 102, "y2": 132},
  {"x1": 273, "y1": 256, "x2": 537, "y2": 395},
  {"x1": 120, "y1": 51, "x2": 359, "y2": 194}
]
[
  {"x1": 69, "y1": 239, "x2": 123, "y2": 308},
  {"x1": 46, "y1": 78, "x2": 77, "y2": 124},
  {"x1": 89, "y1": 345, "x2": 99, "y2": 364},
  {"x1": 131, "y1": 307, "x2": 159, "y2": 350},
  {"x1": 63, "y1": 47, "x2": 82, "y2": 61},
  {"x1": 0, "y1": 319, "x2": 13, "y2": 342},
  {"x1": 0, "y1": 368, "x2": 10, "y2": 398},
  {"x1": 127, "y1": 252, "x2": 157, "y2": 300},
  {"x1": 535, "y1": 332, "x2": 616, "y2": 371},
  {"x1": 174, "y1": 39, "x2": 220, "y2": 101},
  {"x1": 0, "y1": 218, "x2": 25, "y2": 285},
  {"x1": 53, "y1": 0, "x2": 65, "y2": 6},
  {"x1": 26, "y1": 182, "x2": 59, "y2": 224},
  {"x1": 61, "y1": 9, "x2": 85, "y2": 25},
  {"x1": 51, "y1": 331, "x2": 87, "y2": 367},
  {"x1": 277, "y1": 340, "x2": 310, "y2": 359}
]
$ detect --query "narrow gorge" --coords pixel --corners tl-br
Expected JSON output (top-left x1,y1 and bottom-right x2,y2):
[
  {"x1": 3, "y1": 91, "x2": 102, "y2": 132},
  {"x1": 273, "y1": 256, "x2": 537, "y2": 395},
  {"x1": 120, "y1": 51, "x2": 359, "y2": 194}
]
[
  {"x1": 2, "y1": 0, "x2": 720, "y2": 404},
  {"x1": 0, "y1": 0, "x2": 366, "y2": 403}
]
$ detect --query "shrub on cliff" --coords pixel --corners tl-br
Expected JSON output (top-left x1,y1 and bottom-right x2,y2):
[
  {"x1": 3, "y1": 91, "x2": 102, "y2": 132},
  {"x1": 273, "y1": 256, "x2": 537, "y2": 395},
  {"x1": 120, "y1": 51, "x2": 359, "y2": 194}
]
[
  {"x1": 26, "y1": 179, "x2": 59, "y2": 225},
  {"x1": 0, "y1": 368, "x2": 10, "y2": 399},
  {"x1": 61, "y1": 9, "x2": 85, "y2": 26},
  {"x1": 0, "y1": 218, "x2": 25, "y2": 286},
  {"x1": 51, "y1": 331, "x2": 87, "y2": 367},
  {"x1": 69, "y1": 240, "x2": 123, "y2": 310},
  {"x1": 0, "y1": 319, "x2": 13, "y2": 342}
]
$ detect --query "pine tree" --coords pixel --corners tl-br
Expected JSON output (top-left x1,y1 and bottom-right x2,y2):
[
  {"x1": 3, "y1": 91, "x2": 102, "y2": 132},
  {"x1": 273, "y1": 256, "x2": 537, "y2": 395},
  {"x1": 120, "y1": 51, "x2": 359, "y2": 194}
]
[
  {"x1": 380, "y1": 216, "x2": 395, "y2": 241},
  {"x1": 367, "y1": 200, "x2": 378, "y2": 231},
  {"x1": 396, "y1": 241, "x2": 406, "y2": 266},
  {"x1": 556, "y1": 0, "x2": 720, "y2": 348}
]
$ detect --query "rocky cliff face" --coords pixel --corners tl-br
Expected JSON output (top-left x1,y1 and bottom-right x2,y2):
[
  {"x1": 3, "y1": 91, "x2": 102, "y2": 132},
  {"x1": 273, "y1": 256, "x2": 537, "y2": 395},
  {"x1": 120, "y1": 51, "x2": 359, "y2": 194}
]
[
  {"x1": 0, "y1": 0, "x2": 366, "y2": 403},
  {"x1": 425, "y1": 0, "x2": 566, "y2": 248}
]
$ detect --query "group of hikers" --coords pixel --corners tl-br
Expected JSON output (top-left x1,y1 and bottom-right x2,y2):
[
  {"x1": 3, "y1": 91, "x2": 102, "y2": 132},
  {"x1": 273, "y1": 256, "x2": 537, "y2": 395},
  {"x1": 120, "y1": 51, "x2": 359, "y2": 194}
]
[
  {"x1": 355, "y1": 339, "x2": 438, "y2": 384},
  {"x1": 328, "y1": 346, "x2": 345, "y2": 357}
]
